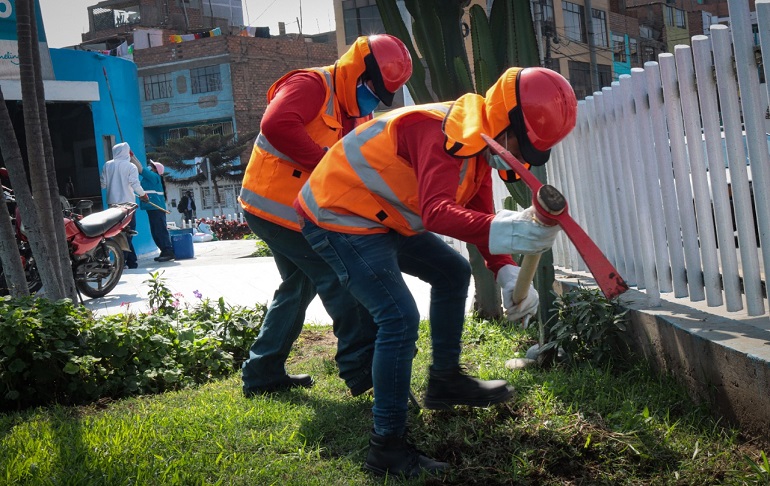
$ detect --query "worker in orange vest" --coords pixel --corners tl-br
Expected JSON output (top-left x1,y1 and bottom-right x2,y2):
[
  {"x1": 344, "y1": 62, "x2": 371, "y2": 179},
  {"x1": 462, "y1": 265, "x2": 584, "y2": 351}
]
[
  {"x1": 296, "y1": 67, "x2": 577, "y2": 477},
  {"x1": 239, "y1": 35, "x2": 412, "y2": 396}
]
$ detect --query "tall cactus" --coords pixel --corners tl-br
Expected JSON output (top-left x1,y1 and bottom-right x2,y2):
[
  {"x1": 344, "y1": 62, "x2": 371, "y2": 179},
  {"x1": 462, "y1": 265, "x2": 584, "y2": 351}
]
[{"x1": 377, "y1": 0, "x2": 554, "y2": 323}]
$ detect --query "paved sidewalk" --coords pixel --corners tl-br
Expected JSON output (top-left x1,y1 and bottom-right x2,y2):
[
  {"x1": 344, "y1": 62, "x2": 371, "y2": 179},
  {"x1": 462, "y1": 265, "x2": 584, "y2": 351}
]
[{"x1": 82, "y1": 239, "x2": 468, "y2": 322}]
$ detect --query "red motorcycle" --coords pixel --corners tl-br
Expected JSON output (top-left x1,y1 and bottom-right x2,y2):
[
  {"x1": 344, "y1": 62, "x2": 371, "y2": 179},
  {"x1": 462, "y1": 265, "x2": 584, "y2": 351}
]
[{"x1": 0, "y1": 188, "x2": 137, "y2": 298}]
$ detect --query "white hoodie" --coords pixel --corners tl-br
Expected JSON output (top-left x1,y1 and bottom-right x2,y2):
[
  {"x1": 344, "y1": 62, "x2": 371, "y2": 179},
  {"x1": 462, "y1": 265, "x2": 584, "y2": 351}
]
[{"x1": 100, "y1": 142, "x2": 146, "y2": 205}]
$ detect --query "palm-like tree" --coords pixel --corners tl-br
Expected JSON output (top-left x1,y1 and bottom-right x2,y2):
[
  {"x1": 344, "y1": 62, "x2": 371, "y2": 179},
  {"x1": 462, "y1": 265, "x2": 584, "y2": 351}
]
[{"x1": 150, "y1": 125, "x2": 257, "y2": 215}]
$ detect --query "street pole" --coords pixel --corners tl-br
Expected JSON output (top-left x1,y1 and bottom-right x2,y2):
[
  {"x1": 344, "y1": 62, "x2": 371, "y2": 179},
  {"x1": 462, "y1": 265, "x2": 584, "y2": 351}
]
[{"x1": 584, "y1": 0, "x2": 600, "y2": 93}]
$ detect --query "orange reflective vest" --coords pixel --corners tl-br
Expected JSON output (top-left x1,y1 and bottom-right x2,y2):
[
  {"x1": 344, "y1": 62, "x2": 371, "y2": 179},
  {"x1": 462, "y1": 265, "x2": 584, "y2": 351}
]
[
  {"x1": 239, "y1": 68, "x2": 343, "y2": 231},
  {"x1": 298, "y1": 103, "x2": 489, "y2": 236}
]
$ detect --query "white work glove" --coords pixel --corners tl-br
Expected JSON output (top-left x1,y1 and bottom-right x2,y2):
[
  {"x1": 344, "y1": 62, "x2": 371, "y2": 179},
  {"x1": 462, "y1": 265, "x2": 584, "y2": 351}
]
[
  {"x1": 488, "y1": 207, "x2": 561, "y2": 255},
  {"x1": 496, "y1": 264, "x2": 539, "y2": 328}
]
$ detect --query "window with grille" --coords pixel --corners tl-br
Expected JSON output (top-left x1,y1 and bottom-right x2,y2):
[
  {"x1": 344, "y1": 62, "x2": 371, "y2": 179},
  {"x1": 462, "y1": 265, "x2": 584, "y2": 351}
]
[
  {"x1": 562, "y1": 2, "x2": 585, "y2": 43},
  {"x1": 201, "y1": 184, "x2": 239, "y2": 210},
  {"x1": 342, "y1": 0, "x2": 385, "y2": 45},
  {"x1": 190, "y1": 65, "x2": 222, "y2": 94},
  {"x1": 629, "y1": 38, "x2": 638, "y2": 64},
  {"x1": 533, "y1": 0, "x2": 555, "y2": 24},
  {"x1": 165, "y1": 121, "x2": 233, "y2": 142},
  {"x1": 568, "y1": 61, "x2": 612, "y2": 99},
  {"x1": 144, "y1": 73, "x2": 172, "y2": 100},
  {"x1": 591, "y1": 9, "x2": 608, "y2": 47},
  {"x1": 613, "y1": 34, "x2": 626, "y2": 63}
]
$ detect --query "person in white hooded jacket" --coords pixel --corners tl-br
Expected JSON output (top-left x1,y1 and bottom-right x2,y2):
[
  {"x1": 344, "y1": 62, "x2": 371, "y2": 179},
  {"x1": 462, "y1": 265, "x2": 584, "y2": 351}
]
[{"x1": 100, "y1": 142, "x2": 148, "y2": 268}]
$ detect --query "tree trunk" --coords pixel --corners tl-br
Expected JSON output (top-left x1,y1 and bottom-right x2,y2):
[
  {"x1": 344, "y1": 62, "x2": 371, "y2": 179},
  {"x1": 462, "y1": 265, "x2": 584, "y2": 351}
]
[
  {"x1": 29, "y1": 1, "x2": 77, "y2": 301},
  {"x1": 0, "y1": 93, "x2": 29, "y2": 298},
  {"x1": 0, "y1": 87, "x2": 38, "y2": 297},
  {"x1": 15, "y1": 0, "x2": 64, "y2": 299}
]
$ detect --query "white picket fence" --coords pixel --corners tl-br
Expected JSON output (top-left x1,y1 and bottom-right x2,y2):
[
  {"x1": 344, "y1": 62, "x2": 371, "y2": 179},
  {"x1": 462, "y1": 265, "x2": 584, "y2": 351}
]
[{"x1": 520, "y1": 0, "x2": 770, "y2": 317}]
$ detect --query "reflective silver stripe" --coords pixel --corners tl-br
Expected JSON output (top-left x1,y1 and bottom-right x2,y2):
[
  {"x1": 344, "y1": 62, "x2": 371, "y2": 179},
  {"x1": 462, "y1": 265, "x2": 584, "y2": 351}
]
[
  {"x1": 339, "y1": 104, "x2": 452, "y2": 232},
  {"x1": 302, "y1": 103, "x2": 452, "y2": 233},
  {"x1": 254, "y1": 69, "x2": 335, "y2": 166},
  {"x1": 300, "y1": 185, "x2": 379, "y2": 230},
  {"x1": 144, "y1": 190, "x2": 164, "y2": 195},
  {"x1": 458, "y1": 159, "x2": 469, "y2": 186},
  {"x1": 255, "y1": 133, "x2": 297, "y2": 165},
  {"x1": 310, "y1": 68, "x2": 335, "y2": 118},
  {"x1": 240, "y1": 186, "x2": 298, "y2": 223}
]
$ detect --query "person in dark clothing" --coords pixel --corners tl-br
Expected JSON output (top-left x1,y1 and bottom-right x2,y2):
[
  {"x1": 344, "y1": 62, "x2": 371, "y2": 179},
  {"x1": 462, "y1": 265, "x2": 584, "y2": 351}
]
[{"x1": 178, "y1": 190, "x2": 196, "y2": 223}]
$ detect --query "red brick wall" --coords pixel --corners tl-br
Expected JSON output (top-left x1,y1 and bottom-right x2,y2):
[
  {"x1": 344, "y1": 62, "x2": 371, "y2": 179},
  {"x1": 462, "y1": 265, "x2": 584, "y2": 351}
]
[
  {"x1": 609, "y1": 12, "x2": 639, "y2": 37},
  {"x1": 134, "y1": 35, "x2": 338, "y2": 162}
]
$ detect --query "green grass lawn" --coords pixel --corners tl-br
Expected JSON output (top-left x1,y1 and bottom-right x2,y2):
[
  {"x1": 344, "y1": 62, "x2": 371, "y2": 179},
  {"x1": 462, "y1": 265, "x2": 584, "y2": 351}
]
[{"x1": 1, "y1": 319, "x2": 768, "y2": 485}]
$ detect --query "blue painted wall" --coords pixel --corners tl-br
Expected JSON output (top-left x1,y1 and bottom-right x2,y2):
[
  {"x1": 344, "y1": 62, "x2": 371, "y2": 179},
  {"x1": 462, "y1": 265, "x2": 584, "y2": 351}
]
[
  {"x1": 141, "y1": 63, "x2": 235, "y2": 129},
  {"x1": 612, "y1": 33, "x2": 632, "y2": 80},
  {"x1": 50, "y1": 49, "x2": 156, "y2": 257}
]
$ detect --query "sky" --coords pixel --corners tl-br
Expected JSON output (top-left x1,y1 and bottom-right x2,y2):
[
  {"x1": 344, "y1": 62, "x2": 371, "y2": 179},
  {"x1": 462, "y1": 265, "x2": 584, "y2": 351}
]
[{"x1": 37, "y1": 0, "x2": 336, "y2": 48}]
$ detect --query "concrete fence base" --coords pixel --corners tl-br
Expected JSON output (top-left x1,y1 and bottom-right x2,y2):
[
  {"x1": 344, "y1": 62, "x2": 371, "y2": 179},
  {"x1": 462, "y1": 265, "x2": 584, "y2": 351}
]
[{"x1": 554, "y1": 270, "x2": 770, "y2": 441}]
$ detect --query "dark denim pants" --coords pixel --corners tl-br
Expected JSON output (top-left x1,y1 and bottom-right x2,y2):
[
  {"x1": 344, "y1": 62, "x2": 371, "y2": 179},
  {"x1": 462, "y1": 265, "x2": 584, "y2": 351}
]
[
  {"x1": 301, "y1": 219, "x2": 471, "y2": 437},
  {"x1": 147, "y1": 210, "x2": 173, "y2": 254},
  {"x1": 241, "y1": 212, "x2": 378, "y2": 393},
  {"x1": 124, "y1": 214, "x2": 137, "y2": 268}
]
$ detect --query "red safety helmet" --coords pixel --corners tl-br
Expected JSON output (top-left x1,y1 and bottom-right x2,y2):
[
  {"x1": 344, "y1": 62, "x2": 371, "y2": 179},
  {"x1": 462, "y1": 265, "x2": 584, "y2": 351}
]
[
  {"x1": 512, "y1": 67, "x2": 577, "y2": 166},
  {"x1": 365, "y1": 34, "x2": 412, "y2": 106}
]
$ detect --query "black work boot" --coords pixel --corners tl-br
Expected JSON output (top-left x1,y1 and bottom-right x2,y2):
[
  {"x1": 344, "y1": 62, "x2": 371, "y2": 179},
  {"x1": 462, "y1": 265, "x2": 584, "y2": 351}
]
[
  {"x1": 423, "y1": 366, "x2": 515, "y2": 410},
  {"x1": 363, "y1": 431, "x2": 448, "y2": 478}
]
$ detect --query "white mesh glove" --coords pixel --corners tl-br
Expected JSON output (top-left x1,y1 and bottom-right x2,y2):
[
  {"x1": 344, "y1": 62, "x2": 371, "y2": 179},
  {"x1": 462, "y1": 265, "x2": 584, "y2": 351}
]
[
  {"x1": 496, "y1": 264, "x2": 539, "y2": 328},
  {"x1": 488, "y1": 207, "x2": 561, "y2": 255}
]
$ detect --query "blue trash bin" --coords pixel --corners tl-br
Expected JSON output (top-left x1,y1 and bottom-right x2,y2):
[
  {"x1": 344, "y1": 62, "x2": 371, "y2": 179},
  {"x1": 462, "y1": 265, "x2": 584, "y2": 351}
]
[{"x1": 171, "y1": 233, "x2": 194, "y2": 260}]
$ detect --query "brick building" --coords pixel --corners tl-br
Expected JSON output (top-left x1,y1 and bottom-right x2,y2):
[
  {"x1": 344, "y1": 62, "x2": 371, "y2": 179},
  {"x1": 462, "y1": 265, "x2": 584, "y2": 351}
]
[{"x1": 74, "y1": 0, "x2": 337, "y2": 221}]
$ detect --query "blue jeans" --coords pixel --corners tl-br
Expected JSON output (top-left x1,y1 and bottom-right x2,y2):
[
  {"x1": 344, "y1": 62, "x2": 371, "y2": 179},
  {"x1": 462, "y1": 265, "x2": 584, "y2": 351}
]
[
  {"x1": 125, "y1": 214, "x2": 137, "y2": 267},
  {"x1": 301, "y1": 220, "x2": 471, "y2": 437},
  {"x1": 241, "y1": 212, "x2": 378, "y2": 392},
  {"x1": 147, "y1": 210, "x2": 173, "y2": 254}
]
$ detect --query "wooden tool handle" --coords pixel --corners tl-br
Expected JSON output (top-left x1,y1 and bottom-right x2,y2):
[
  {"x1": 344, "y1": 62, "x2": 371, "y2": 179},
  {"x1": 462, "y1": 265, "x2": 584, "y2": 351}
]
[{"x1": 511, "y1": 185, "x2": 566, "y2": 305}]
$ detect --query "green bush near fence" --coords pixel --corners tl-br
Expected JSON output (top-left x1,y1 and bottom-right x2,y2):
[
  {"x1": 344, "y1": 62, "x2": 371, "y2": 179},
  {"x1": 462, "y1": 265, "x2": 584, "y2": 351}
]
[{"x1": 0, "y1": 272, "x2": 265, "y2": 411}]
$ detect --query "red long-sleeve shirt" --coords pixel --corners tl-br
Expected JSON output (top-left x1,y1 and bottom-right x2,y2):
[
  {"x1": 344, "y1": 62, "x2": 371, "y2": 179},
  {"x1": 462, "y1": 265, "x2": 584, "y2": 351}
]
[
  {"x1": 260, "y1": 72, "x2": 358, "y2": 171},
  {"x1": 295, "y1": 112, "x2": 514, "y2": 276},
  {"x1": 397, "y1": 115, "x2": 514, "y2": 275}
]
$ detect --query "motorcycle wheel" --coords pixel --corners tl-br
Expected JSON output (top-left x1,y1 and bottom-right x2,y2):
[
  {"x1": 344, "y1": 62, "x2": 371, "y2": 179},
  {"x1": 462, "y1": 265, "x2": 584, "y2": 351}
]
[
  {"x1": 75, "y1": 239, "x2": 125, "y2": 298},
  {"x1": 0, "y1": 259, "x2": 42, "y2": 295}
]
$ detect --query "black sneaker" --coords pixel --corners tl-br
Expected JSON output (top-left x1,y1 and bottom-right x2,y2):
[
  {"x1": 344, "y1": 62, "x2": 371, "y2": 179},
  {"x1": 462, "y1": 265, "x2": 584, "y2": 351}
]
[
  {"x1": 155, "y1": 254, "x2": 175, "y2": 262},
  {"x1": 363, "y1": 430, "x2": 448, "y2": 478},
  {"x1": 423, "y1": 366, "x2": 515, "y2": 410},
  {"x1": 243, "y1": 374, "x2": 314, "y2": 396}
]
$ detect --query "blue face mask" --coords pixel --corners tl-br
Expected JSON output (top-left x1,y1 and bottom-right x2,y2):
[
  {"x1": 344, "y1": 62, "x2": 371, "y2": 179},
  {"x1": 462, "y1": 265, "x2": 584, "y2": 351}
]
[{"x1": 356, "y1": 82, "x2": 381, "y2": 117}]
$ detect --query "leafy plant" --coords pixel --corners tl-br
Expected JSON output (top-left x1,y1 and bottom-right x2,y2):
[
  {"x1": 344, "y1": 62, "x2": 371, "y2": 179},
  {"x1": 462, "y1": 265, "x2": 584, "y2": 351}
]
[
  {"x1": 251, "y1": 240, "x2": 273, "y2": 257},
  {"x1": 197, "y1": 216, "x2": 251, "y2": 240},
  {"x1": 145, "y1": 271, "x2": 177, "y2": 315},
  {"x1": 541, "y1": 285, "x2": 631, "y2": 367},
  {"x1": 0, "y1": 279, "x2": 265, "y2": 411}
]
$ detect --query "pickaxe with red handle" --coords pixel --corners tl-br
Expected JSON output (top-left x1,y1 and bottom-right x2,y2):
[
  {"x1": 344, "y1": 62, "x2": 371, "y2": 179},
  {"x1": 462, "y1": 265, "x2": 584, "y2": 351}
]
[{"x1": 481, "y1": 133, "x2": 628, "y2": 301}]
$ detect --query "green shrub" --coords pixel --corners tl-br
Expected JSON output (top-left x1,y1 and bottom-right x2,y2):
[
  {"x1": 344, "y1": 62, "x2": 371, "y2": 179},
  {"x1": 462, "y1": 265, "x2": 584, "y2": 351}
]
[
  {"x1": 0, "y1": 274, "x2": 265, "y2": 411},
  {"x1": 197, "y1": 216, "x2": 251, "y2": 240},
  {"x1": 251, "y1": 240, "x2": 273, "y2": 257},
  {"x1": 541, "y1": 285, "x2": 631, "y2": 367}
]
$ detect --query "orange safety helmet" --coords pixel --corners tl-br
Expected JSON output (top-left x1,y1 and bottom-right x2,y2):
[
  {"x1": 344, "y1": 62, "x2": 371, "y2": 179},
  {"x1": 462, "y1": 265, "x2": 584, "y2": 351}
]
[
  {"x1": 364, "y1": 34, "x2": 412, "y2": 106},
  {"x1": 510, "y1": 67, "x2": 577, "y2": 166}
]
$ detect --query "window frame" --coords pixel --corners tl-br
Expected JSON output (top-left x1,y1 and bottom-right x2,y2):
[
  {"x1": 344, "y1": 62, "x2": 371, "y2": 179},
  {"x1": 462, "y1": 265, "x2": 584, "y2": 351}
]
[
  {"x1": 190, "y1": 65, "x2": 222, "y2": 95},
  {"x1": 341, "y1": 0, "x2": 384, "y2": 45},
  {"x1": 612, "y1": 34, "x2": 627, "y2": 63},
  {"x1": 562, "y1": 1, "x2": 586, "y2": 43},
  {"x1": 143, "y1": 73, "x2": 173, "y2": 101}
]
